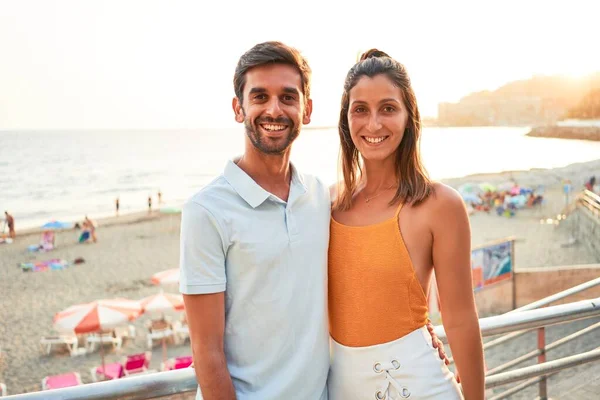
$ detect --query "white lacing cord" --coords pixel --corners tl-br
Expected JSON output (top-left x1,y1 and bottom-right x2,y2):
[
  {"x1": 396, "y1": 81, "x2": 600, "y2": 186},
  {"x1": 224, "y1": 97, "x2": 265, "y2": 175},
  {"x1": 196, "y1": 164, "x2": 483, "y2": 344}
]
[{"x1": 374, "y1": 360, "x2": 411, "y2": 399}]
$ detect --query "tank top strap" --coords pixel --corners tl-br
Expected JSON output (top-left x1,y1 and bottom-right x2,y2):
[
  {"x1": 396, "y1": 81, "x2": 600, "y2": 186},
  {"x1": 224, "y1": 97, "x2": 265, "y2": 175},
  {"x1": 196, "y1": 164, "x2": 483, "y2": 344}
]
[{"x1": 394, "y1": 202, "x2": 404, "y2": 218}]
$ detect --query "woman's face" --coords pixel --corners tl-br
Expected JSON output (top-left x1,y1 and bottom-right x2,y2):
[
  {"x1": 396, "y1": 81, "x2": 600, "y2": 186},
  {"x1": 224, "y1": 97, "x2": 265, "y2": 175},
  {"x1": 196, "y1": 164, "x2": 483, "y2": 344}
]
[{"x1": 347, "y1": 74, "x2": 409, "y2": 163}]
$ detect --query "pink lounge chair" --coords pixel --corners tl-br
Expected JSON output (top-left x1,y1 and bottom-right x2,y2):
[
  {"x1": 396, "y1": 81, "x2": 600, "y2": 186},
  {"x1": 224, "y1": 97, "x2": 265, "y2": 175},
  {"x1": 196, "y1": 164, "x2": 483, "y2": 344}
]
[
  {"x1": 42, "y1": 372, "x2": 82, "y2": 390},
  {"x1": 122, "y1": 351, "x2": 152, "y2": 376},
  {"x1": 161, "y1": 355, "x2": 193, "y2": 371},
  {"x1": 90, "y1": 362, "x2": 124, "y2": 382}
]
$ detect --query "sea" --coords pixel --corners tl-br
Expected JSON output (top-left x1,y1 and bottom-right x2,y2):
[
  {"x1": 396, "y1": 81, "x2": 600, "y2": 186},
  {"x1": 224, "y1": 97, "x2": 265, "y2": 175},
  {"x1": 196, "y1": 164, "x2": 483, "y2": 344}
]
[{"x1": 1, "y1": 126, "x2": 599, "y2": 230}]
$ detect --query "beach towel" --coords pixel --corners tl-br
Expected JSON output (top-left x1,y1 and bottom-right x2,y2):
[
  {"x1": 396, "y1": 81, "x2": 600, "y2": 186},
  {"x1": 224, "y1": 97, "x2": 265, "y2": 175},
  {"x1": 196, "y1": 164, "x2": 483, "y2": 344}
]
[{"x1": 20, "y1": 259, "x2": 70, "y2": 272}]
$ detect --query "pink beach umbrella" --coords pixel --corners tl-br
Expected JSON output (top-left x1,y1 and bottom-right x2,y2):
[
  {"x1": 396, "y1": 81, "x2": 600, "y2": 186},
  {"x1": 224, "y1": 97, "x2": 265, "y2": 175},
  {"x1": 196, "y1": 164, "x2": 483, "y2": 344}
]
[
  {"x1": 151, "y1": 269, "x2": 180, "y2": 286},
  {"x1": 53, "y1": 299, "x2": 142, "y2": 373}
]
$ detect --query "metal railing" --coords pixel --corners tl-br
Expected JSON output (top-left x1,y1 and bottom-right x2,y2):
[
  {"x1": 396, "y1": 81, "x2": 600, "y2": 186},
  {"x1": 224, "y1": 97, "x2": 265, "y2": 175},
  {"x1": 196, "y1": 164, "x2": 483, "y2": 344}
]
[
  {"x1": 578, "y1": 189, "x2": 600, "y2": 218},
  {"x1": 5, "y1": 297, "x2": 600, "y2": 399},
  {"x1": 476, "y1": 276, "x2": 600, "y2": 399}
]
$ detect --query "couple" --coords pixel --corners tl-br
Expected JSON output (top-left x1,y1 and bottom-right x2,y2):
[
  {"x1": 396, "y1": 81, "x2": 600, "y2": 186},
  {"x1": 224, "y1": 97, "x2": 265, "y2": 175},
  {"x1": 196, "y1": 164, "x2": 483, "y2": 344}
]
[{"x1": 179, "y1": 42, "x2": 484, "y2": 400}]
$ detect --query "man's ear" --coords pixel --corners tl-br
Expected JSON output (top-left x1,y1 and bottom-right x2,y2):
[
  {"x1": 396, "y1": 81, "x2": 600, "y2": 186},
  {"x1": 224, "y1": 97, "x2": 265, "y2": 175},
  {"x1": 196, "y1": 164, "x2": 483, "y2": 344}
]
[
  {"x1": 232, "y1": 97, "x2": 244, "y2": 123},
  {"x1": 303, "y1": 98, "x2": 313, "y2": 125}
]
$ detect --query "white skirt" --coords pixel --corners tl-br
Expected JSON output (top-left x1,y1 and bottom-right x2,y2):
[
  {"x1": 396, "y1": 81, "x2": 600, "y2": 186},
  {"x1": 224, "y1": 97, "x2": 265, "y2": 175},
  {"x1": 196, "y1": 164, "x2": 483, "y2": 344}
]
[{"x1": 328, "y1": 326, "x2": 463, "y2": 400}]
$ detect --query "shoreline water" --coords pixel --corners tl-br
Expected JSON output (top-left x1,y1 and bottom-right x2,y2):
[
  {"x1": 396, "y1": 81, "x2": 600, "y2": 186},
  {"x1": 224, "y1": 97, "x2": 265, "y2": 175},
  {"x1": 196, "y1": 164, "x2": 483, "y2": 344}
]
[{"x1": 7, "y1": 158, "x2": 599, "y2": 239}]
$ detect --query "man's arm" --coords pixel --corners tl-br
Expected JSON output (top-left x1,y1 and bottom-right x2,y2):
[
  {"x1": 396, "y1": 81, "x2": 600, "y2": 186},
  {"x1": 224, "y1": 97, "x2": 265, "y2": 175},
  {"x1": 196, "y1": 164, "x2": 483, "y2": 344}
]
[
  {"x1": 183, "y1": 292, "x2": 235, "y2": 399},
  {"x1": 179, "y1": 200, "x2": 234, "y2": 399},
  {"x1": 430, "y1": 184, "x2": 484, "y2": 400}
]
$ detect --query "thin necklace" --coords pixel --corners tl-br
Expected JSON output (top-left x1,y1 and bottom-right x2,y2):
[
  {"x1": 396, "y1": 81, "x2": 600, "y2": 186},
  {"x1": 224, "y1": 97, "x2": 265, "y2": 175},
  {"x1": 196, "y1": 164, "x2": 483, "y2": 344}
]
[{"x1": 364, "y1": 184, "x2": 396, "y2": 203}]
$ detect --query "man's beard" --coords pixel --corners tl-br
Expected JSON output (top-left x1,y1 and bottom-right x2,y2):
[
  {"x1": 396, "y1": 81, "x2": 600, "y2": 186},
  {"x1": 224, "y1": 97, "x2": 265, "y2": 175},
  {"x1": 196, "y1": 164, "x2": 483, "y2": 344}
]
[{"x1": 244, "y1": 116, "x2": 299, "y2": 155}]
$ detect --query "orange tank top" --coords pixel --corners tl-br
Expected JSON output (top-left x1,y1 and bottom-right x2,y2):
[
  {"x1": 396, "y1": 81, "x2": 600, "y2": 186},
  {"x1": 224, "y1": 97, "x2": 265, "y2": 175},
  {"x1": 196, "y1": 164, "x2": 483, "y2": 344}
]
[{"x1": 328, "y1": 203, "x2": 429, "y2": 347}]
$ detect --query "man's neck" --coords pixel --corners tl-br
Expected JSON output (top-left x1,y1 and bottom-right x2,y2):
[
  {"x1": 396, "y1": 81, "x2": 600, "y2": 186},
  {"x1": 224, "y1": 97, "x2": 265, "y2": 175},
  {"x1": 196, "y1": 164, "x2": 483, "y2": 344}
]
[{"x1": 236, "y1": 146, "x2": 292, "y2": 201}]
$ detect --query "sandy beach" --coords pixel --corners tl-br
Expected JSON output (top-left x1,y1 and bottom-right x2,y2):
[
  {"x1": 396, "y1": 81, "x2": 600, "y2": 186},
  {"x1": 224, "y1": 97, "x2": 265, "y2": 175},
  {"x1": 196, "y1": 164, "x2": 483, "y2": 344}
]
[{"x1": 0, "y1": 160, "x2": 598, "y2": 396}]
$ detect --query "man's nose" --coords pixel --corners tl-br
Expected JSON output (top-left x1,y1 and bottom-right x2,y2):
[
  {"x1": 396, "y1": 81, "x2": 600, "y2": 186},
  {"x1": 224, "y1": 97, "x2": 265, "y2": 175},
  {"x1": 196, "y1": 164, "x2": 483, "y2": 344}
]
[{"x1": 264, "y1": 98, "x2": 284, "y2": 118}]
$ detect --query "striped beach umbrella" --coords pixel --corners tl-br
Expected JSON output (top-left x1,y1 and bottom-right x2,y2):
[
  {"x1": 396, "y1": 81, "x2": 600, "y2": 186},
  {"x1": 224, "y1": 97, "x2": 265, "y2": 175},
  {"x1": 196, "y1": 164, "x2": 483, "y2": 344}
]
[
  {"x1": 53, "y1": 298, "x2": 142, "y2": 334},
  {"x1": 53, "y1": 298, "x2": 142, "y2": 374},
  {"x1": 151, "y1": 269, "x2": 180, "y2": 286},
  {"x1": 139, "y1": 292, "x2": 185, "y2": 314},
  {"x1": 139, "y1": 292, "x2": 185, "y2": 362}
]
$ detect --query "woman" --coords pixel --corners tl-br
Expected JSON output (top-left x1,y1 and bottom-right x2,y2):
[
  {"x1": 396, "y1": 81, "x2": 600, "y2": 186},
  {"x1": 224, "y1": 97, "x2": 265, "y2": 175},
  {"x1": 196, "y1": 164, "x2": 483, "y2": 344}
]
[{"x1": 328, "y1": 50, "x2": 485, "y2": 399}]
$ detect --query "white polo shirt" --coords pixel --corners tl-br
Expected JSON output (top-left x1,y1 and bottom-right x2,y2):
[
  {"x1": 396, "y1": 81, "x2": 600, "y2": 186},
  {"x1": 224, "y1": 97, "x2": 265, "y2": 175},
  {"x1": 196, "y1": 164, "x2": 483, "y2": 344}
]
[{"x1": 179, "y1": 160, "x2": 330, "y2": 400}]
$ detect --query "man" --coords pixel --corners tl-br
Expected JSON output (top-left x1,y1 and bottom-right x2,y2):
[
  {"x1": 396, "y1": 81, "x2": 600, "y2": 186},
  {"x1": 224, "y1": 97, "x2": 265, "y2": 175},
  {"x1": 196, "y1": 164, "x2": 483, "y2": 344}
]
[
  {"x1": 179, "y1": 41, "x2": 445, "y2": 400},
  {"x1": 4, "y1": 211, "x2": 15, "y2": 239}
]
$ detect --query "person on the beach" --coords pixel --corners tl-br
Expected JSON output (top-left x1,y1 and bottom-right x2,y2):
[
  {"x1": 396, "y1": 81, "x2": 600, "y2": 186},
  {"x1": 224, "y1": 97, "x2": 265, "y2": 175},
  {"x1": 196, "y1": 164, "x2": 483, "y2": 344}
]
[
  {"x1": 4, "y1": 211, "x2": 15, "y2": 239},
  {"x1": 179, "y1": 41, "x2": 447, "y2": 400},
  {"x1": 115, "y1": 197, "x2": 120, "y2": 216},
  {"x1": 158, "y1": 190, "x2": 162, "y2": 204},
  {"x1": 84, "y1": 215, "x2": 97, "y2": 243},
  {"x1": 328, "y1": 49, "x2": 484, "y2": 399},
  {"x1": 147, "y1": 195, "x2": 152, "y2": 213}
]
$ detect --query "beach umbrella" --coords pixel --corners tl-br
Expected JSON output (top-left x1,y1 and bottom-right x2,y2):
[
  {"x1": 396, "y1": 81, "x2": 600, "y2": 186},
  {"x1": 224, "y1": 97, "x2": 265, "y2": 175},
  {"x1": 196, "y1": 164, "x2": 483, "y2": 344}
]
[
  {"x1": 41, "y1": 220, "x2": 73, "y2": 230},
  {"x1": 461, "y1": 193, "x2": 482, "y2": 205},
  {"x1": 479, "y1": 183, "x2": 497, "y2": 193},
  {"x1": 139, "y1": 292, "x2": 184, "y2": 314},
  {"x1": 139, "y1": 292, "x2": 185, "y2": 362},
  {"x1": 458, "y1": 183, "x2": 481, "y2": 195},
  {"x1": 497, "y1": 182, "x2": 514, "y2": 192},
  {"x1": 151, "y1": 269, "x2": 180, "y2": 286},
  {"x1": 53, "y1": 299, "x2": 142, "y2": 374}
]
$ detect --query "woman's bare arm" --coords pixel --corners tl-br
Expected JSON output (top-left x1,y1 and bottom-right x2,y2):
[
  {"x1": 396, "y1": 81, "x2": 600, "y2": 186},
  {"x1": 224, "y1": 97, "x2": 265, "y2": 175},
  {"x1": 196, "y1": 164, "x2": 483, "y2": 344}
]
[{"x1": 429, "y1": 184, "x2": 485, "y2": 399}]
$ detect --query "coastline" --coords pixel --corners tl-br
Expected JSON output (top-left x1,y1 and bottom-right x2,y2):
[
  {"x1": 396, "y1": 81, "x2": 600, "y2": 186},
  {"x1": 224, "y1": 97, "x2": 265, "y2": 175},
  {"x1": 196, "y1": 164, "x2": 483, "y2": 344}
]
[
  {"x1": 526, "y1": 126, "x2": 600, "y2": 141},
  {"x1": 440, "y1": 158, "x2": 600, "y2": 189},
  {"x1": 9, "y1": 158, "x2": 599, "y2": 240}
]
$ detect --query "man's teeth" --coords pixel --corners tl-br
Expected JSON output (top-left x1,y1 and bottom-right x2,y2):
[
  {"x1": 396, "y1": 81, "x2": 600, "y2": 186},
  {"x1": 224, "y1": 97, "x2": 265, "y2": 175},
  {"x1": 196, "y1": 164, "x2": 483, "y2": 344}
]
[
  {"x1": 364, "y1": 136, "x2": 387, "y2": 144},
  {"x1": 262, "y1": 124, "x2": 287, "y2": 132}
]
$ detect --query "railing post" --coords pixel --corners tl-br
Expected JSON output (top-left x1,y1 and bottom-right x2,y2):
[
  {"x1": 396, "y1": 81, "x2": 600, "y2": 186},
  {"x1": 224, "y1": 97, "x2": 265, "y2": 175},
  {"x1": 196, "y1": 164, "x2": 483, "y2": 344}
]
[{"x1": 537, "y1": 326, "x2": 548, "y2": 399}]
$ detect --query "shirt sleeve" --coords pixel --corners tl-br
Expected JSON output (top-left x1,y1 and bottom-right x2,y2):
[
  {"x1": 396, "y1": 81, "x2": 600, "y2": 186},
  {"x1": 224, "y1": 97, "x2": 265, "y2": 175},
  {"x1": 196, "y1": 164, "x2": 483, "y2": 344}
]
[{"x1": 179, "y1": 200, "x2": 228, "y2": 295}]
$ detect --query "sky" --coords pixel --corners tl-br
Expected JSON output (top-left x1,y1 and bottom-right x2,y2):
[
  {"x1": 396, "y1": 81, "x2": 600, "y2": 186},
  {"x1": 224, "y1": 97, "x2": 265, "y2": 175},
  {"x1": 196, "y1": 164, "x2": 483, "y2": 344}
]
[{"x1": 1, "y1": 0, "x2": 599, "y2": 130}]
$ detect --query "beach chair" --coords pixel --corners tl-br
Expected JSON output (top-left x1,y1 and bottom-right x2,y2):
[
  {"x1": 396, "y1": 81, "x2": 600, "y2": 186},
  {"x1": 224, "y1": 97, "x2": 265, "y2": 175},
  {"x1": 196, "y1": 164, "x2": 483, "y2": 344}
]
[
  {"x1": 89, "y1": 362, "x2": 124, "y2": 382},
  {"x1": 39, "y1": 335, "x2": 84, "y2": 356},
  {"x1": 122, "y1": 351, "x2": 152, "y2": 376},
  {"x1": 114, "y1": 324, "x2": 136, "y2": 343},
  {"x1": 0, "y1": 382, "x2": 6, "y2": 397},
  {"x1": 145, "y1": 319, "x2": 175, "y2": 348},
  {"x1": 172, "y1": 319, "x2": 190, "y2": 344},
  {"x1": 161, "y1": 355, "x2": 193, "y2": 371},
  {"x1": 42, "y1": 372, "x2": 82, "y2": 390},
  {"x1": 86, "y1": 331, "x2": 123, "y2": 353}
]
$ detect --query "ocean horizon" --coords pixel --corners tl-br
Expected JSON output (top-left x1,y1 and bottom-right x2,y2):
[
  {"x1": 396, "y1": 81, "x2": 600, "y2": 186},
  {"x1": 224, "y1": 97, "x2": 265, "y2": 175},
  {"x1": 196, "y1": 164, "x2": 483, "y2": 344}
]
[{"x1": 2, "y1": 126, "x2": 599, "y2": 230}]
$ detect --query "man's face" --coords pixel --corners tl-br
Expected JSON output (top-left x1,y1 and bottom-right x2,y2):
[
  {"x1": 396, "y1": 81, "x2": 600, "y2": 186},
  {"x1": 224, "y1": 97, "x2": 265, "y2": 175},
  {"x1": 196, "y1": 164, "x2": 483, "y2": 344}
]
[{"x1": 233, "y1": 64, "x2": 312, "y2": 155}]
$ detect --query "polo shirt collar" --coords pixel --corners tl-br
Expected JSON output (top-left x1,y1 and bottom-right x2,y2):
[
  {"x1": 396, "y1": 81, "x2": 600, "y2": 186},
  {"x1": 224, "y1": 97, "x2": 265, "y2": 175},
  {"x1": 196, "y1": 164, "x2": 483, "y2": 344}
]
[{"x1": 224, "y1": 159, "x2": 307, "y2": 208}]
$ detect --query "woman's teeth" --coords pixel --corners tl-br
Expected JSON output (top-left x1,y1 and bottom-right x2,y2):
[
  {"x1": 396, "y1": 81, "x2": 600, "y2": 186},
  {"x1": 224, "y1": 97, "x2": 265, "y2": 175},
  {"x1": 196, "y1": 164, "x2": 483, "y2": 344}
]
[{"x1": 364, "y1": 136, "x2": 388, "y2": 144}]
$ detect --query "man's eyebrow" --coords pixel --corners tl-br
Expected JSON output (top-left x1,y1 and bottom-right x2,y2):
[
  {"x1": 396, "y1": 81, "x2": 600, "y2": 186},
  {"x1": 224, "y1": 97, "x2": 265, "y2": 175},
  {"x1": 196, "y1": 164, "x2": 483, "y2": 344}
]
[
  {"x1": 247, "y1": 87, "x2": 300, "y2": 96},
  {"x1": 248, "y1": 87, "x2": 266, "y2": 95},
  {"x1": 283, "y1": 87, "x2": 300, "y2": 95}
]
